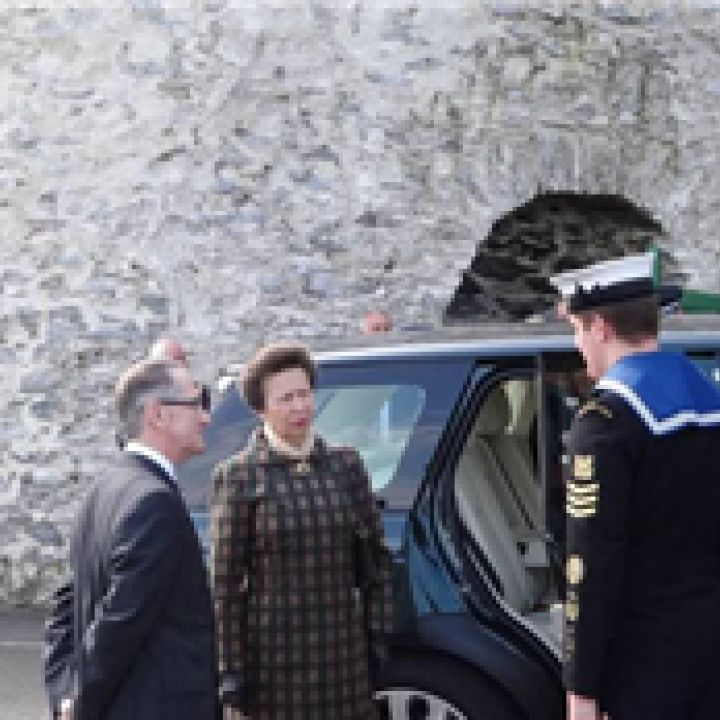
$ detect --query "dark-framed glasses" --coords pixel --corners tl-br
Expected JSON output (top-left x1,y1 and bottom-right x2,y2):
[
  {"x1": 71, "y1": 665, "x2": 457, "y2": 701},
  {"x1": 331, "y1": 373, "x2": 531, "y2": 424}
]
[{"x1": 158, "y1": 384, "x2": 211, "y2": 412}]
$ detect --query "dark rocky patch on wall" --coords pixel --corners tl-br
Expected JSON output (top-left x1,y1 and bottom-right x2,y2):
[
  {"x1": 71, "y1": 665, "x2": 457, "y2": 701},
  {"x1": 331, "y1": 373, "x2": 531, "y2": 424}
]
[{"x1": 445, "y1": 192, "x2": 666, "y2": 321}]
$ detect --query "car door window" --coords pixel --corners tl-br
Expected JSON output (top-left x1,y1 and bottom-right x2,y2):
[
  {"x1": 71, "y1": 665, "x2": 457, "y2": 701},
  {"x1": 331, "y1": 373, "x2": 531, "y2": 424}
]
[
  {"x1": 314, "y1": 384, "x2": 426, "y2": 492},
  {"x1": 316, "y1": 357, "x2": 474, "y2": 507}
]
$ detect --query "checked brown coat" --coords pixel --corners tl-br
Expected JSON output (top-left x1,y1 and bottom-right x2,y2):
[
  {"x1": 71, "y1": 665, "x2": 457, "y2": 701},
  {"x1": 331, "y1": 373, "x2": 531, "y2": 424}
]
[{"x1": 210, "y1": 428, "x2": 393, "y2": 719}]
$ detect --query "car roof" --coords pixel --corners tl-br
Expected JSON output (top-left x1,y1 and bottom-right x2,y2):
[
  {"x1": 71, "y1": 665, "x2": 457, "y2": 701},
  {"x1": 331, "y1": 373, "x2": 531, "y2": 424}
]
[{"x1": 219, "y1": 315, "x2": 720, "y2": 380}]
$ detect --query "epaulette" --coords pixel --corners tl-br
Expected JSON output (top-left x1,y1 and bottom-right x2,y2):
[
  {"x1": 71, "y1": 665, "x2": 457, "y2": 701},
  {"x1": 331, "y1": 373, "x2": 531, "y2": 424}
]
[{"x1": 577, "y1": 399, "x2": 613, "y2": 420}]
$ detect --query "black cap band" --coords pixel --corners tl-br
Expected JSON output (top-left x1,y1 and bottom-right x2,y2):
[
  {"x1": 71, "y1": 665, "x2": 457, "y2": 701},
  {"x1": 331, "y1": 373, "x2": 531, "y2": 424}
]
[{"x1": 567, "y1": 278, "x2": 656, "y2": 313}]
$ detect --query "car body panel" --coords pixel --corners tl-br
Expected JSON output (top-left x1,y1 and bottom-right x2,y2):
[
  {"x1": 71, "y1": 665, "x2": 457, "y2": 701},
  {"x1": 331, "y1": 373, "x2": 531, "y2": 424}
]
[{"x1": 407, "y1": 613, "x2": 563, "y2": 720}]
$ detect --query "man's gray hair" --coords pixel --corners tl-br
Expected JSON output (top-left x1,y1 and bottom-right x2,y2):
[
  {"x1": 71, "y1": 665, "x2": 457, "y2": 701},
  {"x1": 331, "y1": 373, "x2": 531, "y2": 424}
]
[{"x1": 115, "y1": 359, "x2": 179, "y2": 442}]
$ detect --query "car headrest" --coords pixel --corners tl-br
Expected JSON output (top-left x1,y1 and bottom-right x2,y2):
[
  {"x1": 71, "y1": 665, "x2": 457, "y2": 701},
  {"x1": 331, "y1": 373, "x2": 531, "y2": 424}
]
[{"x1": 473, "y1": 386, "x2": 510, "y2": 436}]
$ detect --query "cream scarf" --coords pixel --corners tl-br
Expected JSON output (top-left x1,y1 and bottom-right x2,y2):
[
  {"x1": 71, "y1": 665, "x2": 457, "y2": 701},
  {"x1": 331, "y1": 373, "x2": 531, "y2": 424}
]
[{"x1": 263, "y1": 422, "x2": 315, "y2": 460}]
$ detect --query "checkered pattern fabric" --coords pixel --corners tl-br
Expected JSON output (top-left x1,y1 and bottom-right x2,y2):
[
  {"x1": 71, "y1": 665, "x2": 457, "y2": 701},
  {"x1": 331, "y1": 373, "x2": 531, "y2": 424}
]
[{"x1": 211, "y1": 429, "x2": 393, "y2": 719}]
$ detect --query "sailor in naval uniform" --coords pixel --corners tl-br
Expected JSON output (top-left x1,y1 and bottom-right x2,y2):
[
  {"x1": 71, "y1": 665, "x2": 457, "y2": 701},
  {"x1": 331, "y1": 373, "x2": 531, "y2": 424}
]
[{"x1": 551, "y1": 253, "x2": 720, "y2": 720}]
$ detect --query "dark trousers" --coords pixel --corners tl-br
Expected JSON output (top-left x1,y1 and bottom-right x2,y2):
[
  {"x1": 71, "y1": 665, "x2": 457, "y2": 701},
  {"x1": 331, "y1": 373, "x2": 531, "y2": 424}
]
[{"x1": 601, "y1": 654, "x2": 720, "y2": 720}]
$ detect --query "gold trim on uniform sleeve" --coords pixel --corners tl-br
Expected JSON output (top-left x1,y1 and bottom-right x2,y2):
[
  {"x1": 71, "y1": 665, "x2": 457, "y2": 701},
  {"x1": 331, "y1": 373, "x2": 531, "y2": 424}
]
[
  {"x1": 566, "y1": 457, "x2": 599, "y2": 516},
  {"x1": 565, "y1": 598, "x2": 580, "y2": 622},
  {"x1": 567, "y1": 482, "x2": 599, "y2": 496},
  {"x1": 566, "y1": 494, "x2": 597, "y2": 509},
  {"x1": 566, "y1": 555, "x2": 585, "y2": 585},
  {"x1": 573, "y1": 455, "x2": 594, "y2": 481},
  {"x1": 566, "y1": 503, "x2": 598, "y2": 518}
]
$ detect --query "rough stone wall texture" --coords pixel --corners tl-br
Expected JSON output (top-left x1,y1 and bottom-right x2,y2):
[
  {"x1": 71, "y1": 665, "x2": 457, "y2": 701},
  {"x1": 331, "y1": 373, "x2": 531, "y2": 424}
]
[{"x1": 3, "y1": 1, "x2": 720, "y2": 604}]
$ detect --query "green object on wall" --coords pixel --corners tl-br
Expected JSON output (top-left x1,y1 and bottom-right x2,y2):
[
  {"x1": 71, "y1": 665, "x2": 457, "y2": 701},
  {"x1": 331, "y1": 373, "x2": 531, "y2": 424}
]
[
  {"x1": 651, "y1": 243, "x2": 720, "y2": 314},
  {"x1": 679, "y1": 290, "x2": 720, "y2": 313}
]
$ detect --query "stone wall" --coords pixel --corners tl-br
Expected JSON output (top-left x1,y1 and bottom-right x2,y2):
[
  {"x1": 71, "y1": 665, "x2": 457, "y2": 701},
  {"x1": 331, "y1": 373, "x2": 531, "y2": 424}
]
[{"x1": 4, "y1": 1, "x2": 720, "y2": 604}]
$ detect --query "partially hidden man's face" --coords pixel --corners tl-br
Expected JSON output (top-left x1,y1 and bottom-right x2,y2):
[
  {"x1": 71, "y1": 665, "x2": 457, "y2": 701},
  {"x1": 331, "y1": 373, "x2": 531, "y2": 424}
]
[
  {"x1": 569, "y1": 312, "x2": 609, "y2": 381},
  {"x1": 160, "y1": 366, "x2": 210, "y2": 462},
  {"x1": 260, "y1": 367, "x2": 314, "y2": 448},
  {"x1": 361, "y1": 312, "x2": 391, "y2": 334}
]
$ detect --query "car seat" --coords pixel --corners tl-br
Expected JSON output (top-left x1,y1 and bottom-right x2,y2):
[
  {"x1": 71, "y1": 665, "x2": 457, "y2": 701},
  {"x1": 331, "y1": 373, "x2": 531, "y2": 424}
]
[{"x1": 455, "y1": 386, "x2": 534, "y2": 612}]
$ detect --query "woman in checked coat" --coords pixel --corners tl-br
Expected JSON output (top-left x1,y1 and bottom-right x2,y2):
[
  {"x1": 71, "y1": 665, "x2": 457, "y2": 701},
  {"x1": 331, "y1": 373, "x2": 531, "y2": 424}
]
[{"x1": 210, "y1": 342, "x2": 393, "y2": 719}]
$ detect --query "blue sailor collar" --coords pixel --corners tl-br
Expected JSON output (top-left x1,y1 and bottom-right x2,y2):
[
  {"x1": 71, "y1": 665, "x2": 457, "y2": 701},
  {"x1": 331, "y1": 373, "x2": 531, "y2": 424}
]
[{"x1": 595, "y1": 350, "x2": 720, "y2": 436}]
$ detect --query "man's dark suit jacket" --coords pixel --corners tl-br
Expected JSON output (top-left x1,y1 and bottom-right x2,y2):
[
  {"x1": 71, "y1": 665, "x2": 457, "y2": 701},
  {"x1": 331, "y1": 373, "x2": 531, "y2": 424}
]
[{"x1": 44, "y1": 451, "x2": 218, "y2": 720}]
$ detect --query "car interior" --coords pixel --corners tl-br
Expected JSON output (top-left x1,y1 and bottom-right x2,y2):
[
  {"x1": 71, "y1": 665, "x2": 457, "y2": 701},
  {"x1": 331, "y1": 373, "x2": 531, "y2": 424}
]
[{"x1": 454, "y1": 372, "x2": 589, "y2": 654}]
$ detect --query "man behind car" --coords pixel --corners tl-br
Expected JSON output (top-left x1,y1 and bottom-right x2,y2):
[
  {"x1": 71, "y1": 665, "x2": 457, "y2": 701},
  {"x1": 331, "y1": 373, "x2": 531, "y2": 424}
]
[
  {"x1": 44, "y1": 358, "x2": 218, "y2": 720},
  {"x1": 360, "y1": 309, "x2": 392, "y2": 334},
  {"x1": 149, "y1": 337, "x2": 188, "y2": 366},
  {"x1": 553, "y1": 253, "x2": 720, "y2": 720}
]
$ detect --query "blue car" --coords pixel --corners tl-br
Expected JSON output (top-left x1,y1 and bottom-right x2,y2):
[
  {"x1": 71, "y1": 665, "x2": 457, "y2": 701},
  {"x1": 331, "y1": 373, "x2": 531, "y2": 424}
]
[{"x1": 178, "y1": 316, "x2": 720, "y2": 720}]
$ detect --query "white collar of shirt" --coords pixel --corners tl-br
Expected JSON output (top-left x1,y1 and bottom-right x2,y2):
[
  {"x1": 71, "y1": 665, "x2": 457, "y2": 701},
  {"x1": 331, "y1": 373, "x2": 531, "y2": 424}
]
[{"x1": 124, "y1": 441, "x2": 176, "y2": 481}]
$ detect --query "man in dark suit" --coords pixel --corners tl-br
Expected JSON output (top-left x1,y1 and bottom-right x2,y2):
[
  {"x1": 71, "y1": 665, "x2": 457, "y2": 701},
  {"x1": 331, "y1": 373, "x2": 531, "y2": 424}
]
[{"x1": 44, "y1": 358, "x2": 218, "y2": 720}]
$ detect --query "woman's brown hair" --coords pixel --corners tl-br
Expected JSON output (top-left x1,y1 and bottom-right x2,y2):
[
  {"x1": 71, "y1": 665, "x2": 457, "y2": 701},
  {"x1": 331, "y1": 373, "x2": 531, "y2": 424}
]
[{"x1": 241, "y1": 342, "x2": 316, "y2": 412}]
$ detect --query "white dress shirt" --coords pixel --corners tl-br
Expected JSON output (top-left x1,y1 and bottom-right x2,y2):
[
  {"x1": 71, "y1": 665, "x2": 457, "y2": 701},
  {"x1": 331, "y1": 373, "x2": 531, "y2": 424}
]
[{"x1": 124, "y1": 440, "x2": 177, "y2": 483}]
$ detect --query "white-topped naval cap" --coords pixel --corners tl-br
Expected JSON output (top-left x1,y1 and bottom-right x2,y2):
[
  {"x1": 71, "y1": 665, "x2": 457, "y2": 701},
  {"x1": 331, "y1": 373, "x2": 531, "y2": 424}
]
[
  {"x1": 550, "y1": 252, "x2": 653, "y2": 299},
  {"x1": 550, "y1": 252, "x2": 664, "y2": 313}
]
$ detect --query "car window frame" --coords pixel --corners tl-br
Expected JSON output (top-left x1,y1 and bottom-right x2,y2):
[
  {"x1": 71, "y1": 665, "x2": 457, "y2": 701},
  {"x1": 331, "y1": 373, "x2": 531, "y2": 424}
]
[{"x1": 431, "y1": 355, "x2": 540, "y2": 603}]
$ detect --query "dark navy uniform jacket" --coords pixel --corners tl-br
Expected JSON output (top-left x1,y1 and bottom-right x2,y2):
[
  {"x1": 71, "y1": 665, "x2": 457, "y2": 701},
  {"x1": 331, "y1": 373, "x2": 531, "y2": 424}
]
[
  {"x1": 563, "y1": 351, "x2": 720, "y2": 718},
  {"x1": 43, "y1": 452, "x2": 218, "y2": 720}
]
